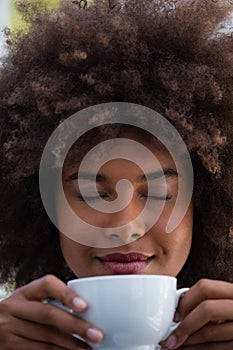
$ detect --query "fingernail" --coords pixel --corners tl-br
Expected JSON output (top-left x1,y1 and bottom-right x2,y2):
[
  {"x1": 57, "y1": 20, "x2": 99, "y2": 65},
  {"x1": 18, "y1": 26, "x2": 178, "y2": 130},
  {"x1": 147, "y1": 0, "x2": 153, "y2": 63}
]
[
  {"x1": 174, "y1": 311, "x2": 180, "y2": 322},
  {"x1": 72, "y1": 297, "x2": 87, "y2": 310},
  {"x1": 163, "y1": 334, "x2": 178, "y2": 349},
  {"x1": 86, "y1": 328, "x2": 103, "y2": 343}
]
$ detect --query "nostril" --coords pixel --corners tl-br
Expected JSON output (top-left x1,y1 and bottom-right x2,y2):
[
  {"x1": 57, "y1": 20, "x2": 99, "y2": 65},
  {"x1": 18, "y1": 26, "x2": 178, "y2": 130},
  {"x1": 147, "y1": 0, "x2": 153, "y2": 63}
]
[
  {"x1": 110, "y1": 233, "x2": 119, "y2": 238},
  {"x1": 104, "y1": 225, "x2": 146, "y2": 243},
  {"x1": 131, "y1": 233, "x2": 141, "y2": 239}
]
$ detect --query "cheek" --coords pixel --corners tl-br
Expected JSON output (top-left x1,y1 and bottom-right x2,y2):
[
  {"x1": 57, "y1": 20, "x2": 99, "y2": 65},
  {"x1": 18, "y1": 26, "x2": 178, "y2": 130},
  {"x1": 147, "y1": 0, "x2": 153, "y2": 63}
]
[
  {"x1": 154, "y1": 206, "x2": 193, "y2": 274},
  {"x1": 63, "y1": 196, "x2": 106, "y2": 228},
  {"x1": 168, "y1": 224, "x2": 192, "y2": 271},
  {"x1": 59, "y1": 234, "x2": 76, "y2": 268},
  {"x1": 167, "y1": 234, "x2": 192, "y2": 257},
  {"x1": 59, "y1": 233, "x2": 90, "y2": 276},
  {"x1": 156, "y1": 229, "x2": 191, "y2": 258},
  {"x1": 169, "y1": 210, "x2": 193, "y2": 255}
]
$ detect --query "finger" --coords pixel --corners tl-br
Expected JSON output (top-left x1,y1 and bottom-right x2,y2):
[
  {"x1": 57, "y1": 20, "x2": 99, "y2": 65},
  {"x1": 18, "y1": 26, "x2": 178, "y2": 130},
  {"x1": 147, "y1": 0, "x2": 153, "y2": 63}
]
[
  {"x1": 183, "y1": 321, "x2": 233, "y2": 345},
  {"x1": 1, "y1": 332, "x2": 73, "y2": 350},
  {"x1": 12, "y1": 275, "x2": 87, "y2": 313},
  {"x1": 9, "y1": 315, "x2": 91, "y2": 349},
  {"x1": 178, "y1": 279, "x2": 233, "y2": 319},
  {"x1": 177, "y1": 341, "x2": 233, "y2": 350},
  {"x1": 6, "y1": 299, "x2": 103, "y2": 344},
  {"x1": 161, "y1": 300, "x2": 233, "y2": 349}
]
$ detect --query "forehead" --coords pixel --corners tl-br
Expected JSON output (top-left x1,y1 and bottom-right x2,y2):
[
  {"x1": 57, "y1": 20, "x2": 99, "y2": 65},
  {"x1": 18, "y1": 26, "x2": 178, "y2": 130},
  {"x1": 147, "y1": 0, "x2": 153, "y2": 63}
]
[
  {"x1": 63, "y1": 124, "x2": 170, "y2": 171},
  {"x1": 63, "y1": 126, "x2": 179, "y2": 182}
]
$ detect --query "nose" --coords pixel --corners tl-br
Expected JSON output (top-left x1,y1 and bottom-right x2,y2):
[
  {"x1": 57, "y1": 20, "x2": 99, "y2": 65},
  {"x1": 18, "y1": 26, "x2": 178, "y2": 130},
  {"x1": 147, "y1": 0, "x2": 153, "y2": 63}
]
[{"x1": 103, "y1": 200, "x2": 146, "y2": 244}]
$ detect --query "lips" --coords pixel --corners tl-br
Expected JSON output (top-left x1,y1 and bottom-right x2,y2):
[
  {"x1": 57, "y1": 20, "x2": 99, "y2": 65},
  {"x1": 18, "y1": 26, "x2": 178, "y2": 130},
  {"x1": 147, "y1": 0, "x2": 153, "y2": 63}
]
[{"x1": 97, "y1": 253, "x2": 154, "y2": 274}]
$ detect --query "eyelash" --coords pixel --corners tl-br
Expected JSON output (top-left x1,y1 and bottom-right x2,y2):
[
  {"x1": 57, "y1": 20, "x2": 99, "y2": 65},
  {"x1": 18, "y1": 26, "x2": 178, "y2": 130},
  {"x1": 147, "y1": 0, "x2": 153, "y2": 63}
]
[
  {"x1": 143, "y1": 195, "x2": 172, "y2": 201},
  {"x1": 77, "y1": 193, "x2": 109, "y2": 202},
  {"x1": 76, "y1": 193, "x2": 172, "y2": 202}
]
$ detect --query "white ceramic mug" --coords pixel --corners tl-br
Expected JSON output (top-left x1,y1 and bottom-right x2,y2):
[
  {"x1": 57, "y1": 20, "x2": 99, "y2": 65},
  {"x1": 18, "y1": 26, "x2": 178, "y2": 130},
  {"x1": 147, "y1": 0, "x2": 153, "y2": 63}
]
[{"x1": 68, "y1": 275, "x2": 188, "y2": 350}]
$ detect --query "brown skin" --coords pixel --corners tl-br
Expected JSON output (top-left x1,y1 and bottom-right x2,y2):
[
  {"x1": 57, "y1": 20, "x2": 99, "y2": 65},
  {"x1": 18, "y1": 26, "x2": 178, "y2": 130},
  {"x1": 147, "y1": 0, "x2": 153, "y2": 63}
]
[
  {"x1": 60, "y1": 132, "x2": 193, "y2": 278},
  {"x1": 164, "y1": 279, "x2": 233, "y2": 349},
  {"x1": 0, "y1": 0, "x2": 232, "y2": 288},
  {"x1": 0, "y1": 1, "x2": 233, "y2": 349},
  {"x1": 1, "y1": 133, "x2": 232, "y2": 350},
  {"x1": 60, "y1": 132, "x2": 233, "y2": 349},
  {"x1": 1, "y1": 276, "x2": 232, "y2": 350}
]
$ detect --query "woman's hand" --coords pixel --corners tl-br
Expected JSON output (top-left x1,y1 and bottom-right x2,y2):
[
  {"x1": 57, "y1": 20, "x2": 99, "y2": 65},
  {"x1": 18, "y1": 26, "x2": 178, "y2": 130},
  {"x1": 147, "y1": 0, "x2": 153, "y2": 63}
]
[
  {"x1": 160, "y1": 279, "x2": 233, "y2": 349},
  {"x1": 0, "y1": 275, "x2": 103, "y2": 349}
]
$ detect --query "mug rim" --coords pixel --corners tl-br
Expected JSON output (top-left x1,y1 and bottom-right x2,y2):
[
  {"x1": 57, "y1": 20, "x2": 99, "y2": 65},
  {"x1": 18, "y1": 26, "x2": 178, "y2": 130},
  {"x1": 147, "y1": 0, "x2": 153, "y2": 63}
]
[{"x1": 68, "y1": 274, "x2": 176, "y2": 285}]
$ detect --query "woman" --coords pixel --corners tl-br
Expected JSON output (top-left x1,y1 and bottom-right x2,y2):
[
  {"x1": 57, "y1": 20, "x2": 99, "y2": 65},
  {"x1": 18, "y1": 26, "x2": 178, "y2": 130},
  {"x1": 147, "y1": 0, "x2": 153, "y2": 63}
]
[{"x1": 0, "y1": 0, "x2": 232, "y2": 349}]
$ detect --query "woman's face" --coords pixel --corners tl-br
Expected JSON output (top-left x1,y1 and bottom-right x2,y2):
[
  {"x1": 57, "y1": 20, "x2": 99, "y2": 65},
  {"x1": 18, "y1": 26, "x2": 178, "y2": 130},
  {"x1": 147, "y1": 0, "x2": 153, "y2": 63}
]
[{"x1": 59, "y1": 130, "x2": 193, "y2": 278}]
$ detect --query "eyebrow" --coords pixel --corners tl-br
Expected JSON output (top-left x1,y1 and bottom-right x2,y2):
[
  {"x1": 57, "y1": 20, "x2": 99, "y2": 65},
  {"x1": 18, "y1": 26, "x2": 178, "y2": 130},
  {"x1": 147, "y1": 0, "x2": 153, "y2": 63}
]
[
  {"x1": 138, "y1": 168, "x2": 179, "y2": 181},
  {"x1": 65, "y1": 168, "x2": 178, "y2": 183}
]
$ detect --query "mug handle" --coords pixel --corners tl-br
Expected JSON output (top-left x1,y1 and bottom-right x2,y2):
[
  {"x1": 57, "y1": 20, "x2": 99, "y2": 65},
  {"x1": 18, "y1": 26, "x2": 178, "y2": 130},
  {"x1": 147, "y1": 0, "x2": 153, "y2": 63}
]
[{"x1": 161, "y1": 287, "x2": 189, "y2": 341}]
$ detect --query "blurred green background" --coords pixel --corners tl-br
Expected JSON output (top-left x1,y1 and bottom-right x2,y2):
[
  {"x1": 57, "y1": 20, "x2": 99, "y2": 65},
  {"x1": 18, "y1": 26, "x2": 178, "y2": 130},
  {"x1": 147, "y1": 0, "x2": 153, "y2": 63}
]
[
  {"x1": 0, "y1": 1, "x2": 62, "y2": 56},
  {"x1": 0, "y1": 0, "x2": 61, "y2": 293},
  {"x1": 11, "y1": 0, "x2": 61, "y2": 29}
]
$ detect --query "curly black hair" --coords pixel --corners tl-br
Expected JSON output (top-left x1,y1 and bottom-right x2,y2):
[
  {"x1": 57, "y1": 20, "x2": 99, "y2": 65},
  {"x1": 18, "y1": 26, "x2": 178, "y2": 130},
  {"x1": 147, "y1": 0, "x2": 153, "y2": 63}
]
[{"x1": 0, "y1": 0, "x2": 232, "y2": 288}]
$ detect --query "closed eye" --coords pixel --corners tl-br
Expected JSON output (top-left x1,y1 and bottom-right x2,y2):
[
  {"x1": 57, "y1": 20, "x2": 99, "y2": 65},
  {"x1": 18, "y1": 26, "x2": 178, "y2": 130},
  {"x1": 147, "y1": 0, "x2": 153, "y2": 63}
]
[
  {"x1": 77, "y1": 193, "x2": 109, "y2": 202},
  {"x1": 141, "y1": 194, "x2": 172, "y2": 201}
]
